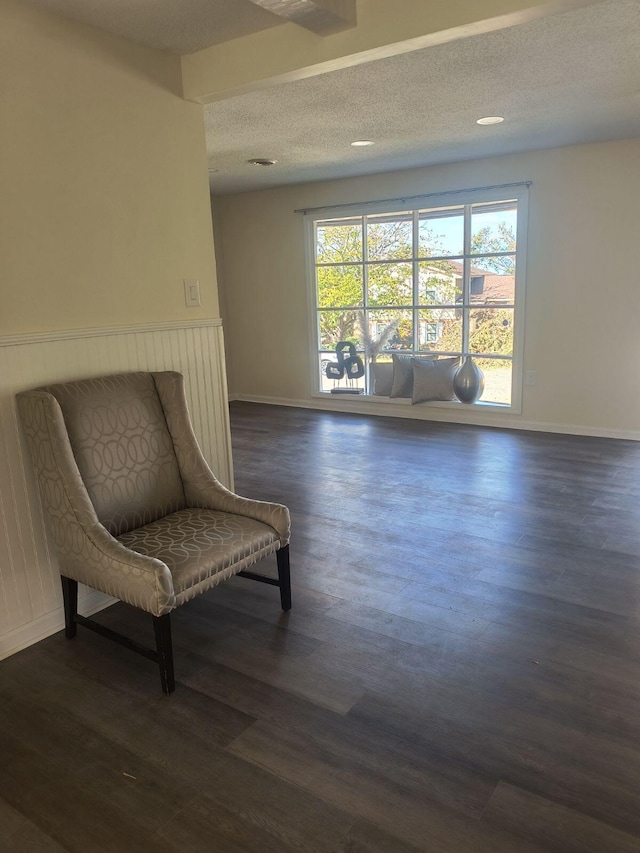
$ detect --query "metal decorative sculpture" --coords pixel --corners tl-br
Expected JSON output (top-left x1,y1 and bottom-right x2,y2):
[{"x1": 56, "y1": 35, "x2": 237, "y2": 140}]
[
  {"x1": 325, "y1": 341, "x2": 365, "y2": 381},
  {"x1": 453, "y1": 356, "x2": 485, "y2": 404}
]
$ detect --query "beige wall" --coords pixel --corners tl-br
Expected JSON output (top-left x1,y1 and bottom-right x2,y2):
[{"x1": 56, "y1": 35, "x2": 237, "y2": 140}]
[
  {"x1": 213, "y1": 138, "x2": 640, "y2": 438},
  {"x1": 0, "y1": 1, "x2": 230, "y2": 657},
  {"x1": 0, "y1": 0, "x2": 219, "y2": 336}
]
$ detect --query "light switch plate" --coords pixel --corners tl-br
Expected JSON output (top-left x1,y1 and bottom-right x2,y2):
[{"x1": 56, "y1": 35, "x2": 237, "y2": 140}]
[{"x1": 184, "y1": 278, "x2": 201, "y2": 307}]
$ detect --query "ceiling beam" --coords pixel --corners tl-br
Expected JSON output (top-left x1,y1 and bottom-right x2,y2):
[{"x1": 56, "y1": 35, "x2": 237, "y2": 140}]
[
  {"x1": 248, "y1": 0, "x2": 357, "y2": 35},
  {"x1": 182, "y1": 0, "x2": 606, "y2": 104}
]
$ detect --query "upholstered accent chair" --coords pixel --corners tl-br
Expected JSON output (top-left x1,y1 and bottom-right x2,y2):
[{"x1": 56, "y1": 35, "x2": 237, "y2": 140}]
[{"x1": 17, "y1": 371, "x2": 291, "y2": 694}]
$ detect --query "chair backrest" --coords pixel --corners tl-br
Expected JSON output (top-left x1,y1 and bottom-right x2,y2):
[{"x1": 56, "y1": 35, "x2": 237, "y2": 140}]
[{"x1": 35, "y1": 372, "x2": 186, "y2": 536}]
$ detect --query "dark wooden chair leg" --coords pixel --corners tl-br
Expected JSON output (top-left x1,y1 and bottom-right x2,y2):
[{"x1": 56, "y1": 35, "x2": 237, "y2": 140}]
[
  {"x1": 153, "y1": 614, "x2": 175, "y2": 695},
  {"x1": 276, "y1": 545, "x2": 291, "y2": 612},
  {"x1": 61, "y1": 576, "x2": 78, "y2": 639}
]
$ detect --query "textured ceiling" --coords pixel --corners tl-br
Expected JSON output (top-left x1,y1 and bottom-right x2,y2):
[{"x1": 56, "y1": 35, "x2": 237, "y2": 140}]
[
  {"x1": 205, "y1": 0, "x2": 640, "y2": 194},
  {"x1": 20, "y1": 0, "x2": 640, "y2": 195},
  {"x1": 20, "y1": 0, "x2": 284, "y2": 54}
]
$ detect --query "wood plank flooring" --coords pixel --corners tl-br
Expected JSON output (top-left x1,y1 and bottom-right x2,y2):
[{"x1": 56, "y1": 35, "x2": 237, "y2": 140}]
[{"x1": 2, "y1": 403, "x2": 640, "y2": 852}]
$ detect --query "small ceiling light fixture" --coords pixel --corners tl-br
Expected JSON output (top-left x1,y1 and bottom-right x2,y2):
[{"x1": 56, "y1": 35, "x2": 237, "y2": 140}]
[
  {"x1": 208, "y1": 167, "x2": 219, "y2": 173},
  {"x1": 247, "y1": 158, "x2": 278, "y2": 166},
  {"x1": 351, "y1": 140, "x2": 375, "y2": 147},
  {"x1": 476, "y1": 116, "x2": 505, "y2": 125}
]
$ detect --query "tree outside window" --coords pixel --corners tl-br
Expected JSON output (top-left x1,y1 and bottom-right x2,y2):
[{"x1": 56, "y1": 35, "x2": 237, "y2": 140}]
[{"x1": 313, "y1": 198, "x2": 520, "y2": 405}]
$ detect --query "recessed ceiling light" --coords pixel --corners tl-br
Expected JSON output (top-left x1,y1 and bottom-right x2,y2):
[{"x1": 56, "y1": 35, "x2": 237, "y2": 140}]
[
  {"x1": 476, "y1": 116, "x2": 504, "y2": 125},
  {"x1": 350, "y1": 140, "x2": 375, "y2": 147},
  {"x1": 247, "y1": 158, "x2": 278, "y2": 166}
]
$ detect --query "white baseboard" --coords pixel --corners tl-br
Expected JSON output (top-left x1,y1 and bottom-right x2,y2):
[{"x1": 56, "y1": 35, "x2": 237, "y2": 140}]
[
  {"x1": 231, "y1": 394, "x2": 640, "y2": 442},
  {"x1": 0, "y1": 589, "x2": 117, "y2": 662}
]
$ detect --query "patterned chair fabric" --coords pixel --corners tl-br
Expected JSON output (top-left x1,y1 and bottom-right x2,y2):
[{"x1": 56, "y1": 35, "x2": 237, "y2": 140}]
[
  {"x1": 43, "y1": 372, "x2": 188, "y2": 537},
  {"x1": 17, "y1": 371, "x2": 290, "y2": 618}
]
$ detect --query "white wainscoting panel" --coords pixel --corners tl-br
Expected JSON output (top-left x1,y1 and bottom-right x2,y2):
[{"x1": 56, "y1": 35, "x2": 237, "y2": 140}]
[{"x1": 0, "y1": 320, "x2": 232, "y2": 659}]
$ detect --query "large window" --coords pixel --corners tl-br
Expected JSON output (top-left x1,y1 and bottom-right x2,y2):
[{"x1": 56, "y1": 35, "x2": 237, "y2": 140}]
[{"x1": 308, "y1": 187, "x2": 527, "y2": 408}]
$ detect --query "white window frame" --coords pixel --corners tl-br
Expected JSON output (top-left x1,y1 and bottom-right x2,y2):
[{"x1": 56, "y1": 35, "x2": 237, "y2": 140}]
[{"x1": 304, "y1": 185, "x2": 528, "y2": 413}]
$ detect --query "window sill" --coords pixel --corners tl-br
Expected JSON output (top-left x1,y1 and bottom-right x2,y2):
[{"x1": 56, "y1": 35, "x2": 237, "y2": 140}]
[{"x1": 311, "y1": 391, "x2": 518, "y2": 414}]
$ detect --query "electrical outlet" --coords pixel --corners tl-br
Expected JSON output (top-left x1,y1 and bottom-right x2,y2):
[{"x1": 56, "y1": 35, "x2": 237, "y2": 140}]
[
  {"x1": 525, "y1": 370, "x2": 536, "y2": 386},
  {"x1": 183, "y1": 278, "x2": 200, "y2": 307}
]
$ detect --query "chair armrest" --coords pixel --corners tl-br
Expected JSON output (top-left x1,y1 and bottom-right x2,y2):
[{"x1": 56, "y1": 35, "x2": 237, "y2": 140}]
[
  {"x1": 153, "y1": 372, "x2": 290, "y2": 545},
  {"x1": 187, "y1": 468, "x2": 290, "y2": 546},
  {"x1": 74, "y1": 519, "x2": 176, "y2": 616},
  {"x1": 17, "y1": 391, "x2": 176, "y2": 617}
]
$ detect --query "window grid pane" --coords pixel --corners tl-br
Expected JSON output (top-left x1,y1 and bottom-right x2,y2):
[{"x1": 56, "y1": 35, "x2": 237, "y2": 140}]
[{"x1": 314, "y1": 199, "x2": 519, "y2": 403}]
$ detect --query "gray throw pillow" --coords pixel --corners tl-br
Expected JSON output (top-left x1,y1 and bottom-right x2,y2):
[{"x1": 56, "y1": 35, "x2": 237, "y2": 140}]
[
  {"x1": 371, "y1": 362, "x2": 394, "y2": 396},
  {"x1": 390, "y1": 353, "x2": 437, "y2": 398},
  {"x1": 411, "y1": 357, "x2": 461, "y2": 404}
]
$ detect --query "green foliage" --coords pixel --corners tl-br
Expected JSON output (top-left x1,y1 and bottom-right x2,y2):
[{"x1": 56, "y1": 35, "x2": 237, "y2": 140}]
[
  {"x1": 367, "y1": 219, "x2": 413, "y2": 261},
  {"x1": 431, "y1": 315, "x2": 462, "y2": 353},
  {"x1": 469, "y1": 308, "x2": 513, "y2": 356},
  {"x1": 316, "y1": 222, "x2": 362, "y2": 264},
  {"x1": 396, "y1": 317, "x2": 413, "y2": 348},
  {"x1": 368, "y1": 263, "x2": 413, "y2": 306},
  {"x1": 471, "y1": 224, "x2": 516, "y2": 274},
  {"x1": 318, "y1": 309, "x2": 358, "y2": 350},
  {"x1": 317, "y1": 219, "x2": 457, "y2": 349},
  {"x1": 317, "y1": 266, "x2": 363, "y2": 309},
  {"x1": 418, "y1": 262, "x2": 462, "y2": 305},
  {"x1": 316, "y1": 216, "x2": 516, "y2": 354},
  {"x1": 437, "y1": 308, "x2": 513, "y2": 357}
]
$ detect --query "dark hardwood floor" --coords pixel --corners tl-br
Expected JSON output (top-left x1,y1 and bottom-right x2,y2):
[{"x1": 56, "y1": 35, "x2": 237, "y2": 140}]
[{"x1": 2, "y1": 403, "x2": 640, "y2": 852}]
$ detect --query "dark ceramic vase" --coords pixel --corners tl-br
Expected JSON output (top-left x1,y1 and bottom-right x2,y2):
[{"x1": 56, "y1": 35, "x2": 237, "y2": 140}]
[{"x1": 453, "y1": 357, "x2": 484, "y2": 404}]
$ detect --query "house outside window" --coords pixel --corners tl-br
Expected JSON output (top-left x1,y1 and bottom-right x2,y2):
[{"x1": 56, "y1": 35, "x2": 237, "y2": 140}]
[
  {"x1": 307, "y1": 185, "x2": 528, "y2": 409},
  {"x1": 420, "y1": 322, "x2": 439, "y2": 345}
]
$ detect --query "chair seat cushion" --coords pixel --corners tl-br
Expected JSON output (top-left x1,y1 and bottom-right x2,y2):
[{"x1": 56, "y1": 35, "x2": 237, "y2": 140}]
[{"x1": 118, "y1": 508, "x2": 279, "y2": 597}]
